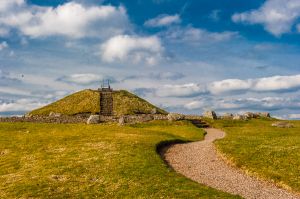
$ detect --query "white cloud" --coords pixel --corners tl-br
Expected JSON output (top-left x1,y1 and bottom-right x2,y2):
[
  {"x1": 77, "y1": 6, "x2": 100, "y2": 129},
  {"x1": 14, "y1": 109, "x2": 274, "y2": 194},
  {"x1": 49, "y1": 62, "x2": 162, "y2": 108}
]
[
  {"x1": 0, "y1": 0, "x2": 24, "y2": 12},
  {"x1": 155, "y1": 83, "x2": 206, "y2": 97},
  {"x1": 161, "y1": 26, "x2": 238, "y2": 44},
  {"x1": 0, "y1": 2, "x2": 130, "y2": 38},
  {"x1": 156, "y1": 74, "x2": 300, "y2": 97},
  {"x1": 253, "y1": 75, "x2": 300, "y2": 91},
  {"x1": 58, "y1": 73, "x2": 103, "y2": 85},
  {"x1": 232, "y1": 0, "x2": 300, "y2": 36},
  {"x1": 100, "y1": 35, "x2": 164, "y2": 65},
  {"x1": 209, "y1": 74, "x2": 300, "y2": 94},
  {"x1": 0, "y1": 98, "x2": 46, "y2": 112},
  {"x1": 0, "y1": 86, "x2": 31, "y2": 96},
  {"x1": 0, "y1": 41, "x2": 8, "y2": 50},
  {"x1": 208, "y1": 79, "x2": 252, "y2": 95},
  {"x1": 288, "y1": 114, "x2": 300, "y2": 119},
  {"x1": 184, "y1": 100, "x2": 205, "y2": 110},
  {"x1": 144, "y1": 14, "x2": 181, "y2": 27}
]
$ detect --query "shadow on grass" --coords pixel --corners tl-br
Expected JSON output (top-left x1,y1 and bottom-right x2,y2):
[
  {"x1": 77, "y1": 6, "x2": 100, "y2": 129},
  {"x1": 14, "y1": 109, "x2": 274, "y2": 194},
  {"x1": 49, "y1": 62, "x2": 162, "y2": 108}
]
[{"x1": 156, "y1": 139, "x2": 191, "y2": 169}]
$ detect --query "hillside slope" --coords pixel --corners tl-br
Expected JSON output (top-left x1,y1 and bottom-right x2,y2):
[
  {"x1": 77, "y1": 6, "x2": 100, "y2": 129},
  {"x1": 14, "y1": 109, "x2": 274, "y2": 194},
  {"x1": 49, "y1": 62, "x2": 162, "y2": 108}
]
[{"x1": 29, "y1": 89, "x2": 167, "y2": 116}]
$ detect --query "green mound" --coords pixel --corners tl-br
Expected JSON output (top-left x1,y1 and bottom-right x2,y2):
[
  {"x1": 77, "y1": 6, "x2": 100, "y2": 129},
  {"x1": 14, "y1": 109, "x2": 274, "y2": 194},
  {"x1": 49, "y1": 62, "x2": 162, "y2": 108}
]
[{"x1": 29, "y1": 89, "x2": 167, "y2": 116}]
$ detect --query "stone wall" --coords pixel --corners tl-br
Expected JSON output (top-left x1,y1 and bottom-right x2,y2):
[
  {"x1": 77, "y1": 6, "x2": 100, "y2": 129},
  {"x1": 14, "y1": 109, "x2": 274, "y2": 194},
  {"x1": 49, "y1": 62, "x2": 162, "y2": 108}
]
[
  {"x1": 0, "y1": 114, "x2": 169, "y2": 124},
  {"x1": 0, "y1": 114, "x2": 89, "y2": 124}
]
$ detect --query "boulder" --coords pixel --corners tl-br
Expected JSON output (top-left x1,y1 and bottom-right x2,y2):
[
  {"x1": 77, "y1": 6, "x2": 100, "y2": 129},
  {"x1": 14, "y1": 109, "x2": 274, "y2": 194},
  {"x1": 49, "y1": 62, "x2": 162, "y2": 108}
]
[
  {"x1": 118, "y1": 116, "x2": 125, "y2": 126},
  {"x1": 233, "y1": 114, "x2": 246, "y2": 120},
  {"x1": 167, "y1": 113, "x2": 185, "y2": 121},
  {"x1": 222, "y1": 113, "x2": 233, "y2": 119},
  {"x1": 203, "y1": 110, "x2": 217, "y2": 120},
  {"x1": 271, "y1": 122, "x2": 294, "y2": 128},
  {"x1": 24, "y1": 113, "x2": 32, "y2": 118},
  {"x1": 49, "y1": 112, "x2": 62, "y2": 117},
  {"x1": 87, "y1": 115, "x2": 100, "y2": 124},
  {"x1": 243, "y1": 112, "x2": 255, "y2": 119},
  {"x1": 258, "y1": 112, "x2": 271, "y2": 118},
  {"x1": 153, "y1": 114, "x2": 168, "y2": 120},
  {"x1": 150, "y1": 108, "x2": 157, "y2": 114}
]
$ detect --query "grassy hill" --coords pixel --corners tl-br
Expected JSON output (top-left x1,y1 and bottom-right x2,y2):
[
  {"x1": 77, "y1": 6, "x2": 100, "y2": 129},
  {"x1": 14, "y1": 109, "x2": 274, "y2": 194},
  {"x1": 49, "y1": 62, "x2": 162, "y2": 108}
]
[
  {"x1": 29, "y1": 89, "x2": 167, "y2": 116},
  {"x1": 0, "y1": 121, "x2": 240, "y2": 198}
]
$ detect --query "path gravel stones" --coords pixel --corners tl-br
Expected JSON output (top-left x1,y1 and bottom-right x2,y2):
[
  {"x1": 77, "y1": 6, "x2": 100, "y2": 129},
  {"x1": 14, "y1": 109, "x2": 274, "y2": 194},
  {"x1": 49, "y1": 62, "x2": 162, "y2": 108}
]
[{"x1": 164, "y1": 128, "x2": 300, "y2": 199}]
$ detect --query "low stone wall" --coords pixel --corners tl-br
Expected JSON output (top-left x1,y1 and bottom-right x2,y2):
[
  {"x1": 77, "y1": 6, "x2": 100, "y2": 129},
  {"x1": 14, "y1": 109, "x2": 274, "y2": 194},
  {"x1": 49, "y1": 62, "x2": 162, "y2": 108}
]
[
  {"x1": 0, "y1": 115, "x2": 89, "y2": 124},
  {"x1": 0, "y1": 114, "x2": 169, "y2": 124}
]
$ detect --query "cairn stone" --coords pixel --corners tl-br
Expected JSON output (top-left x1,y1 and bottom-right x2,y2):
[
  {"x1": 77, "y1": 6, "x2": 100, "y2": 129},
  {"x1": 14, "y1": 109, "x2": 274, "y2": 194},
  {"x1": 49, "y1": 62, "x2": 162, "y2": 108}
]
[
  {"x1": 153, "y1": 114, "x2": 168, "y2": 120},
  {"x1": 233, "y1": 114, "x2": 246, "y2": 120},
  {"x1": 118, "y1": 116, "x2": 125, "y2": 125},
  {"x1": 49, "y1": 112, "x2": 62, "y2": 117},
  {"x1": 203, "y1": 110, "x2": 217, "y2": 120},
  {"x1": 271, "y1": 122, "x2": 294, "y2": 128},
  {"x1": 258, "y1": 112, "x2": 271, "y2": 118},
  {"x1": 87, "y1": 115, "x2": 100, "y2": 124},
  {"x1": 24, "y1": 113, "x2": 32, "y2": 118},
  {"x1": 222, "y1": 113, "x2": 233, "y2": 119},
  {"x1": 243, "y1": 112, "x2": 255, "y2": 119},
  {"x1": 151, "y1": 108, "x2": 157, "y2": 114},
  {"x1": 167, "y1": 113, "x2": 185, "y2": 121}
]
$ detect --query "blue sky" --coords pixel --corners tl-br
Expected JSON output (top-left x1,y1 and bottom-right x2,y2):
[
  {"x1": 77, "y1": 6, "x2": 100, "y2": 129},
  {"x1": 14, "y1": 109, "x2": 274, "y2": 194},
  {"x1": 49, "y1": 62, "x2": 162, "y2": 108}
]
[{"x1": 1, "y1": 0, "x2": 300, "y2": 119}]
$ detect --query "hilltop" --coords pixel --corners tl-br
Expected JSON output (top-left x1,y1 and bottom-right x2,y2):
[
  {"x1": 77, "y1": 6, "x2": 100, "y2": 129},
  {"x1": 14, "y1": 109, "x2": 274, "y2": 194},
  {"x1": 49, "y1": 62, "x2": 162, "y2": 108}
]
[{"x1": 29, "y1": 89, "x2": 167, "y2": 116}]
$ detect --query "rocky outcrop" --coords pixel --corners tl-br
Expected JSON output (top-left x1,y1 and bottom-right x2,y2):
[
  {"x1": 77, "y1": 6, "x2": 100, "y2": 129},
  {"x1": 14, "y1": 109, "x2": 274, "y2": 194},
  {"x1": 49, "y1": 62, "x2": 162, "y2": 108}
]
[
  {"x1": 203, "y1": 110, "x2": 217, "y2": 120},
  {"x1": 87, "y1": 115, "x2": 100, "y2": 124},
  {"x1": 167, "y1": 113, "x2": 185, "y2": 121},
  {"x1": 271, "y1": 122, "x2": 294, "y2": 128}
]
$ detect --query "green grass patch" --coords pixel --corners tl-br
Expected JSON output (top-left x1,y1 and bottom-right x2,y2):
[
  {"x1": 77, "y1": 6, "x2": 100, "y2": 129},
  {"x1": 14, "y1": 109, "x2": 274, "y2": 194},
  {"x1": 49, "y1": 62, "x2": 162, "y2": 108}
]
[
  {"x1": 29, "y1": 89, "x2": 167, "y2": 116},
  {"x1": 0, "y1": 121, "x2": 240, "y2": 198},
  {"x1": 211, "y1": 119, "x2": 300, "y2": 192}
]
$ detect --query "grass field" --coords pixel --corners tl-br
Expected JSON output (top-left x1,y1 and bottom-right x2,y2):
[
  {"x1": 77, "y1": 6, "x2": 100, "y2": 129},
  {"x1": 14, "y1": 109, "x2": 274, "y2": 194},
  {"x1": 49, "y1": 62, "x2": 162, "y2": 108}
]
[
  {"x1": 210, "y1": 119, "x2": 300, "y2": 193},
  {"x1": 0, "y1": 121, "x2": 240, "y2": 198}
]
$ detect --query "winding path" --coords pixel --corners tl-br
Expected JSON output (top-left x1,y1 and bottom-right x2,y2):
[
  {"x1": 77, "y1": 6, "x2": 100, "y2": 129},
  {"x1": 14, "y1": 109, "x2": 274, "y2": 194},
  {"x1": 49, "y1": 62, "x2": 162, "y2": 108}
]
[{"x1": 164, "y1": 128, "x2": 300, "y2": 199}]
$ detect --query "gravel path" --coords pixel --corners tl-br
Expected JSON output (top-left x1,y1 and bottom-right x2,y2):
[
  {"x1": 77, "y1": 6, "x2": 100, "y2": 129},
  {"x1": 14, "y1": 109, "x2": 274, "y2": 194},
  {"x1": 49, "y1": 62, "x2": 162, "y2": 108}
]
[{"x1": 164, "y1": 128, "x2": 300, "y2": 199}]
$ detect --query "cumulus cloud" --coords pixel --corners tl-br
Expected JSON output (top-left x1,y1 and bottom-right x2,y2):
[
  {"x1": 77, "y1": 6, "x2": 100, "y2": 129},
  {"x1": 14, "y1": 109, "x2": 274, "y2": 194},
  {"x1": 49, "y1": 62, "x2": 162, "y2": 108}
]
[
  {"x1": 288, "y1": 114, "x2": 300, "y2": 119},
  {"x1": 232, "y1": 0, "x2": 300, "y2": 36},
  {"x1": 181, "y1": 96, "x2": 300, "y2": 114},
  {"x1": 253, "y1": 75, "x2": 300, "y2": 91},
  {"x1": 0, "y1": 0, "x2": 24, "y2": 11},
  {"x1": 0, "y1": 98, "x2": 46, "y2": 112},
  {"x1": 100, "y1": 35, "x2": 164, "y2": 65},
  {"x1": 0, "y1": 1, "x2": 130, "y2": 38},
  {"x1": 209, "y1": 74, "x2": 300, "y2": 94},
  {"x1": 161, "y1": 26, "x2": 239, "y2": 44},
  {"x1": 57, "y1": 73, "x2": 105, "y2": 85},
  {"x1": 184, "y1": 100, "x2": 205, "y2": 110},
  {"x1": 144, "y1": 14, "x2": 181, "y2": 27},
  {"x1": 155, "y1": 83, "x2": 207, "y2": 97},
  {"x1": 156, "y1": 74, "x2": 300, "y2": 97},
  {"x1": 208, "y1": 79, "x2": 252, "y2": 95}
]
